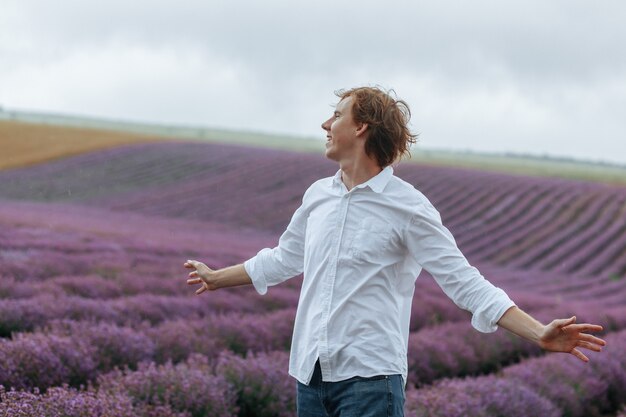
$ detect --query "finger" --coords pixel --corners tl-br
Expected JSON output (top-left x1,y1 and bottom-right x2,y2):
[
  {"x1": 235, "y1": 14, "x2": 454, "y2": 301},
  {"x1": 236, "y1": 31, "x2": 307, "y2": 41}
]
[
  {"x1": 564, "y1": 322, "x2": 604, "y2": 332},
  {"x1": 552, "y1": 316, "x2": 576, "y2": 330},
  {"x1": 571, "y1": 348, "x2": 589, "y2": 362},
  {"x1": 577, "y1": 341, "x2": 603, "y2": 352},
  {"x1": 187, "y1": 278, "x2": 202, "y2": 285},
  {"x1": 196, "y1": 285, "x2": 208, "y2": 295},
  {"x1": 188, "y1": 271, "x2": 198, "y2": 278},
  {"x1": 184, "y1": 260, "x2": 198, "y2": 269},
  {"x1": 571, "y1": 324, "x2": 604, "y2": 333},
  {"x1": 579, "y1": 334, "x2": 607, "y2": 346}
]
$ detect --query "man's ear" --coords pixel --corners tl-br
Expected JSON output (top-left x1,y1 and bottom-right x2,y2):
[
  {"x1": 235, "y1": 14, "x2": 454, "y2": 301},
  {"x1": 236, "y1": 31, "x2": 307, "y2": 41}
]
[{"x1": 355, "y1": 123, "x2": 369, "y2": 137}]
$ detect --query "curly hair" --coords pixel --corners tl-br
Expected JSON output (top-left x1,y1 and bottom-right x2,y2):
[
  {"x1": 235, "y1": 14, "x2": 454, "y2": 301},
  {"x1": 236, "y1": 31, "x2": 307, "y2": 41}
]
[{"x1": 335, "y1": 86, "x2": 418, "y2": 168}]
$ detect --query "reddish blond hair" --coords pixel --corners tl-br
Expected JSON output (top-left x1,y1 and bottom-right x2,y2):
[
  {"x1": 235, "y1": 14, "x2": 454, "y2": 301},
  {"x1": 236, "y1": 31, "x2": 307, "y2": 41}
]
[{"x1": 336, "y1": 86, "x2": 418, "y2": 167}]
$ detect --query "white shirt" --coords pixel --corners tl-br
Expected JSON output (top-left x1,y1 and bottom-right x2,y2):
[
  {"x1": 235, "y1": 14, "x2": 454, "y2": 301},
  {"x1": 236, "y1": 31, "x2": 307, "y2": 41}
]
[{"x1": 244, "y1": 166, "x2": 515, "y2": 385}]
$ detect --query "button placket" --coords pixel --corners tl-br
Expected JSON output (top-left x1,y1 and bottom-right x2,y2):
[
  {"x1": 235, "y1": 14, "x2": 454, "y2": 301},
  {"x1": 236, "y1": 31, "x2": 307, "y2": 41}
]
[{"x1": 318, "y1": 191, "x2": 351, "y2": 380}]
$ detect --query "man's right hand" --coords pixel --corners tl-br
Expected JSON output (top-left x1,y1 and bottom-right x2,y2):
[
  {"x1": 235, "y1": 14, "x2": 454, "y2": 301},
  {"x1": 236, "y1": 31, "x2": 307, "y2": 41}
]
[
  {"x1": 184, "y1": 260, "x2": 253, "y2": 294},
  {"x1": 185, "y1": 259, "x2": 218, "y2": 294}
]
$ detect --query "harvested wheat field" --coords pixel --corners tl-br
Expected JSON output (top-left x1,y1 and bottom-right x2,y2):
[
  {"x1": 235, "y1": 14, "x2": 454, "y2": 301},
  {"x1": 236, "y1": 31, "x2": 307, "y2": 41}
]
[{"x1": 0, "y1": 120, "x2": 164, "y2": 170}]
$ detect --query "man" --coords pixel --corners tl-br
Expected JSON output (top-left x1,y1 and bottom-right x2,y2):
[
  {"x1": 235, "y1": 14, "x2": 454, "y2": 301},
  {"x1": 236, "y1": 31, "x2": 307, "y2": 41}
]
[{"x1": 185, "y1": 86, "x2": 606, "y2": 417}]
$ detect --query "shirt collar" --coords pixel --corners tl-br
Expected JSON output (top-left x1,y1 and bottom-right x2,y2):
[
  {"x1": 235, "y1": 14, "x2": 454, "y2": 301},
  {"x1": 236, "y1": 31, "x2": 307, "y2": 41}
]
[{"x1": 331, "y1": 166, "x2": 394, "y2": 194}]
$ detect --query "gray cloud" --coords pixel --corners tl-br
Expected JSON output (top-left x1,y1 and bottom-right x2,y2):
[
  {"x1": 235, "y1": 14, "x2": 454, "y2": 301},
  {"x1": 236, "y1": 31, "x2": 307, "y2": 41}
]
[{"x1": 2, "y1": 0, "x2": 625, "y2": 164}]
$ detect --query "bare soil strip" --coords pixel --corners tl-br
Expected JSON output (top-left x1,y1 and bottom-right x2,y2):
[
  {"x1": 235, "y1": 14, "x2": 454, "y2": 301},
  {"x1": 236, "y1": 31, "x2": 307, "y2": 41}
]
[{"x1": 0, "y1": 120, "x2": 165, "y2": 170}]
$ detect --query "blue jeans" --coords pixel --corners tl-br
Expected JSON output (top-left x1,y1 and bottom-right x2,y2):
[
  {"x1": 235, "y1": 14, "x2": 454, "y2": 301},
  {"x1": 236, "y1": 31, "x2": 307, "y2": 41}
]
[{"x1": 296, "y1": 361, "x2": 405, "y2": 417}]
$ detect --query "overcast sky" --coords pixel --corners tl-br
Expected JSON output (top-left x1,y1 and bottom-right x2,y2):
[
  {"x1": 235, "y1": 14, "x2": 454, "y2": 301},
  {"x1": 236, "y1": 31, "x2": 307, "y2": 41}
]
[{"x1": 1, "y1": 0, "x2": 625, "y2": 165}]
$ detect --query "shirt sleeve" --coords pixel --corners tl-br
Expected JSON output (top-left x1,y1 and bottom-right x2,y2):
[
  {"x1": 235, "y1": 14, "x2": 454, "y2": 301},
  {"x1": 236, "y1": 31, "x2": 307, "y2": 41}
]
[
  {"x1": 243, "y1": 189, "x2": 310, "y2": 295},
  {"x1": 404, "y1": 201, "x2": 516, "y2": 333}
]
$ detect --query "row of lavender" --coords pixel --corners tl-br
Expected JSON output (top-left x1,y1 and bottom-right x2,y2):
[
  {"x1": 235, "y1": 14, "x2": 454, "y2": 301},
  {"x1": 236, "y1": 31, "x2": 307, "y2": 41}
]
[
  {"x1": 1, "y1": 205, "x2": 624, "y2": 317},
  {"x1": 3, "y1": 197, "x2": 622, "y2": 303},
  {"x1": 2, "y1": 329, "x2": 625, "y2": 417},
  {"x1": 0, "y1": 142, "x2": 624, "y2": 279},
  {"x1": 1, "y1": 207, "x2": 624, "y2": 329},
  {"x1": 2, "y1": 303, "x2": 625, "y2": 393},
  {"x1": 405, "y1": 329, "x2": 626, "y2": 417}
]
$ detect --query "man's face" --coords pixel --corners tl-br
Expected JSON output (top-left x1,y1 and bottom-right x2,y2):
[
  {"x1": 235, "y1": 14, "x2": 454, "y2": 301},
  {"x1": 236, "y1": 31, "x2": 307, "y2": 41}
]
[{"x1": 321, "y1": 96, "x2": 361, "y2": 163}]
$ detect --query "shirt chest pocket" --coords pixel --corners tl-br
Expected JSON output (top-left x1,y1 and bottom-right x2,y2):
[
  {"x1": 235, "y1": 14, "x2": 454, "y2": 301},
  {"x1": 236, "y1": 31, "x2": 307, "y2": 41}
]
[{"x1": 350, "y1": 217, "x2": 394, "y2": 262}]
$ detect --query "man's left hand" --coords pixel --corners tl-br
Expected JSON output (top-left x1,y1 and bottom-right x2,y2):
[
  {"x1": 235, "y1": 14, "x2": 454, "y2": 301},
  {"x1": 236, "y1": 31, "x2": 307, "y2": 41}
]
[{"x1": 539, "y1": 316, "x2": 606, "y2": 362}]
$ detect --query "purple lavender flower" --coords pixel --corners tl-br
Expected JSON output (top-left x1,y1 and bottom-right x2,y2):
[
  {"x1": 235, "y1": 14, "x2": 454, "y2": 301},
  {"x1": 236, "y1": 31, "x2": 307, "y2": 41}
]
[
  {"x1": 404, "y1": 375, "x2": 559, "y2": 417},
  {"x1": 216, "y1": 350, "x2": 295, "y2": 417},
  {"x1": 0, "y1": 384, "x2": 187, "y2": 417},
  {"x1": 0, "y1": 332, "x2": 97, "y2": 391},
  {"x1": 98, "y1": 353, "x2": 237, "y2": 417}
]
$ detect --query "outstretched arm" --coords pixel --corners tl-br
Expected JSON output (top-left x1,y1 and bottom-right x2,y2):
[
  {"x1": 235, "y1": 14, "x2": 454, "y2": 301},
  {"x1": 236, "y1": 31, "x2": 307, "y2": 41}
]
[
  {"x1": 185, "y1": 260, "x2": 252, "y2": 295},
  {"x1": 497, "y1": 306, "x2": 607, "y2": 362}
]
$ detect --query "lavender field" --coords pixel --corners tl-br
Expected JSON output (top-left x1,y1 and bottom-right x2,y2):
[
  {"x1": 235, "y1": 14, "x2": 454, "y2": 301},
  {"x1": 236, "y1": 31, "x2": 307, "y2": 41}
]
[{"x1": 0, "y1": 141, "x2": 625, "y2": 416}]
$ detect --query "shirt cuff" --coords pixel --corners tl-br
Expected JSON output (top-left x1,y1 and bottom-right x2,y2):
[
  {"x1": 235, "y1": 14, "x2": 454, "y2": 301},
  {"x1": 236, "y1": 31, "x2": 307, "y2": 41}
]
[
  {"x1": 471, "y1": 293, "x2": 516, "y2": 333},
  {"x1": 243, "y1": 253, "x2": 268, "y2": 295}
]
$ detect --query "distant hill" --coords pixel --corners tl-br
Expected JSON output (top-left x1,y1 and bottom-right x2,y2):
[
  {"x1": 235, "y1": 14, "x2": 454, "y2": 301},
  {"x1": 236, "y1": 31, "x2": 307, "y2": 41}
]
[{"x1": 1, "y1": 107, "x2": 625, "y2": 184}]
